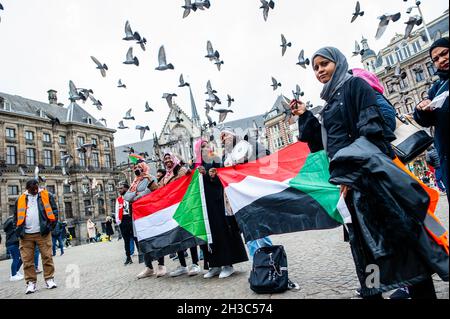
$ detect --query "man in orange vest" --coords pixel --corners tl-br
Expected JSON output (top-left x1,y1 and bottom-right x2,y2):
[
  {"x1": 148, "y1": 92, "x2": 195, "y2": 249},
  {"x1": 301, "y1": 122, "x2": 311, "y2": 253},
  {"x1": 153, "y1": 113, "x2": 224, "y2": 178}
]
[{"x1": 14, "y1": 179, "x2": 59, "y2": 295}]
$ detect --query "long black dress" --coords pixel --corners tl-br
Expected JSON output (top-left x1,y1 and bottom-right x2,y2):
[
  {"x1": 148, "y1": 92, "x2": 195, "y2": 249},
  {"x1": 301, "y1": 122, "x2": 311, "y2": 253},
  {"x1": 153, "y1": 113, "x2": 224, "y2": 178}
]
[{"x1": 202, "y1": 173, "x2": 248, "y2": 267}]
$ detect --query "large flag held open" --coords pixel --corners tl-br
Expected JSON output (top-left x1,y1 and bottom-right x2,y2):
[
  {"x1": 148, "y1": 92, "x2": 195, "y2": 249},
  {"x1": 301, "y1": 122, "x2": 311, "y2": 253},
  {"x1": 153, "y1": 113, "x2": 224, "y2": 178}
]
[
  {"x1": 218, "y1": 142, "x2": 343, "y2": 242},
  {"x1": 133, "y1": 170, "x2": 212, "y2": 259}
]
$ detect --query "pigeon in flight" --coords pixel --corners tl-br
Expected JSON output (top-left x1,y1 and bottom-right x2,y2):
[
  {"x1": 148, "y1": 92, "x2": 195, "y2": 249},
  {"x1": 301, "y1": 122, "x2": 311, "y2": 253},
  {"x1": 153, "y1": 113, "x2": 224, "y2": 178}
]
[
  {"x1": 205, "y1": 41, "x2": 220, "y2": 61},
  {"x1": 296, "y1": 50, "x2": 310, "y2": 68},
  {"x1": 227, "y1": 95, "x2": 235, "y2": 108},
  {"x1": 90, "y1": 56, "x2": 108, "y2": 77},
  {"x1": 271, "y1": 77, "x2": 281, "y2": 91},
  {"x1": 117, "y1": 79, "x2": 127, "y2": 88},
  {"x1": 144, "y1": 101, "x2": 154, "y2": 112},
  {"x1": 123, "y1": 146, "x2": 135, "y2": 154},
  {"x1": 292, "y1": 85, "x2": 304, "y2": 100},
  {"x1": 123, "y1": 47, "x2": 139, "y2": 66},
  {"x1": 123, "y1": 20, "x2": 140, "y2": 41},
  {"x1": 134, "y1": 32, "x2": 147, "y2": 51},
  {"x1": 280, "y1": 34, "x2": 292, "y2": 56},
  {"x1": 98, "y1": 118, "x2": 107, "y2": 126},
  {"x1": 392, "y1": 64, "x2": 407, "y2": 83},
  {"x1": 178, "y1": 74, "x2": 190, "y2": 87},
  {"x1": 123, "y1": 109, "x2": 135, "y2": 120},
  {"x1": 306, "y1": 101, "x2": 314, "y2": 110},
  {"x1": 214, "y1": 108, "x2": 234, "y2": 123},
  {"x1": 19, "y1": 165, "x2": 27, "y2": 176},
  {"x1": 352, "y1": 40, "x2": 365, "y2": 57},
  {"x1": 351, "y1": 1, "x2": 364, "y2": 23},
  {"x1": 136, "y1": 125, "x2": 150, "y2": 141},
  {"x1": 182, "y1": 0, "x2": 197, "y2": 18},
  {"x1": 69, "y1": 80, "x2": 82, "y2": 102},
  {"x1": 45, "y1": 112, "x2": 61, "y2": 128},
  {"x1": 162, "y1": 93, "x2": 178, "y2": 109},
  {"x1": 118, "y1": 121, "x2": 129, "y2": 129},
  {"x1": 214, "y1": 58, "x2": 224, "y2": 71},
  {"x1": 194, "y1": 0, "x2": 211, "y2": 10},
  {"x1": 0, "y1": 2, "x2": 3, "y2": 23},
  {"x1": 88, "y1": 95, "x2": 102, "y2": 111},
  {"x1": 260, "y1": 0, "x2": 275, "y2": 22},
  {"x1": 206, "y1": 92, "x2": 221, "y2": 107},
  {"x1": 404, "y1": 15, "x2": 423, "y2": 39},
  {"x1": 205, "y1": 107, "x2": 216, "y2": 128},
  {"x1": 205, "y1": 80, "x2": 217, "y2": 95},
  {"x1": 155, "y1": 46, "x2": 174, "y2": 71},
  {"x1": 375, "y1": 13, "x2": 401, "y2": 40}
]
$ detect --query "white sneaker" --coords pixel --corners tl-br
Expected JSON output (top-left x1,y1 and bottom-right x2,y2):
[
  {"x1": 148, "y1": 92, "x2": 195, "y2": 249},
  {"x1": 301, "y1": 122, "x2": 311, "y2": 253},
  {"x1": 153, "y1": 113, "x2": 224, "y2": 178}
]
[
  {"x1": 10, "y1": 273, "x2": 24, "y2": 281},
  {"x1": 169, "y1": 266, "x2": 188, "y2": 277},
  {"x1": 137, "y1": 267, "x2": 154, "y2": 279},
  {"x1": 46, "y1": 278, "x2": 57, "y2": 289},
  {"x1": 188, "y1": 264, "x2": 201, "y2": 276},
  {"x1": 25, "y1": 282, "x2": 37, "y2": 294},
  {"x1": 203, "y1": 267, "x2": 221, "y2": 279},
  {"x1": 219, "y1": 266, "x2": 235, "y2": 279}
]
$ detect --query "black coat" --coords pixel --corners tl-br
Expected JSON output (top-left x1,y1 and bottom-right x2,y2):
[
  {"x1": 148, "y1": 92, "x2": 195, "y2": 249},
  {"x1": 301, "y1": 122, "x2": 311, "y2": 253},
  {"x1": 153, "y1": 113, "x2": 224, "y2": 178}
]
[
  {"x1": 330, "y1": 137, "x2": 449, "y2": 296},
  {"x1": 14, "y1": 191, "x2": 59, "y2": 238},
  {"x1": 3, "y1": 217, "x2": 19, "y2": 247},
  {"x1": 105, "y1": 220, "x2": 114, "y2": 236},
  {"x1": 202, "y1": 174, "x2": 248, "y2": 267},
  {"x1": 414, "y1": 70, "x2": 449, "y2": 193}
]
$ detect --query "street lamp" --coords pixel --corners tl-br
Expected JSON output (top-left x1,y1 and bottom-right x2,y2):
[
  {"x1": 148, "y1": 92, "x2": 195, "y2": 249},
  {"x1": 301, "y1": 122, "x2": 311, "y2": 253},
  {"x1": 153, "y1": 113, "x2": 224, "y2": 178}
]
[{"x1": 405, "y1": 1, "x2": 432, "y2": 43}]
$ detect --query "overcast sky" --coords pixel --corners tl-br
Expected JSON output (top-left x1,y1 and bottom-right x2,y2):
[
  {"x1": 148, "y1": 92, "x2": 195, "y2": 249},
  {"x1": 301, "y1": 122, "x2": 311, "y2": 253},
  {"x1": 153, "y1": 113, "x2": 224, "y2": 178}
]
[{"x1": 0, "y1": 0, "x2": 447, "y2": 146}]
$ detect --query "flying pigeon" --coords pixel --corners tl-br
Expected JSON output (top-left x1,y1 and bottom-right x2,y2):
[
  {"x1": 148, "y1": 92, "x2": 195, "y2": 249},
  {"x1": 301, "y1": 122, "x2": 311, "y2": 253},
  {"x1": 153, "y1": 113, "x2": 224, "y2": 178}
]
[
  {"x1": 134, "y1": 32, "x2": 147, "y2": 51},
  {"x1": 404, "y1": 15, "x2": 423, "y2": 39},
  {"x1": 98, "y1": 118, "x2": 107, "y2": 126},
  {"x1": 123, "y1": 146, "x2": 135, "y2": 154},
  {"x1": 214, "y1": 59, "x2": 224, "y2": 71},
  {"x1": 123, "y1": 20, "x2": 140, "y2": 41},
  {"x1": 280, "y1": 34, "x2": 292, "y2": 56},
  {"x1": 117, "y1": 79, "x2": 127, "y2": 88},
  {"x1": 90, "y1": 56, "x2": 108, "y2": 77},
  {"x1": 123, "y1": 108, "x2": 135, "y2": 120},
  {"x1": 296, "y1": 50, "x2": 310, "y2": 68},
  {"x1": 144, "y1": 101, "x2": 154, "y2": 112},
  {"x1": 392, "y1": 64, "x2": 407, "y2": 83},
  {"x1": 136, "y1": 125, "x2": 150, "y2": 141},
  {"x1": 271, "y1": 77, "x2": 281, "y2": 91},
  {"x1": 69, "y1": 80, "x2": 82, "y2": 102},
  {"x1": 306, "y1": 101, "x2": 314, "y2": 109},
  {"x1": 182, "y1": 0, "x2": 197, "y2": 18},
  {"x1": 205, "y1": 80, "x2": 217, "y2": 94},
  {"x1": 351, "y1": 1, "x2": 364, "y2": 23},
  {"x1": 260, "y1": 0, "x2": 275, "y2": 22},
  {"x1": 205, "y1": 41, "x2": 220, "y2": 61},
  {"x1": 227, "y1": 94, "x2": 235, "y2": 108},
  {"x1": 375, "y1": 12, "x2": 401, "y2": 40},
  {"x1": 162, "y1": 93, "x2": 178, "y2": 108},
  {"x1": 19, "y1": 165, "x2": 26, "y2": 176},
  {"x1": 352, "y1": 40, "x2": 365, "y2": 57},
  {"x1": 206, "y1": 92, "x2": 221, "y2": 106},
  {"x1": 214, "y1": 108, "x2": 234, "y2": 123},
  {"x1": 178, "y1": 74, "x2": 190, "y2": 87},
  {"x1": 45, "y1": 112, "x2": 61, "y2": 128},
  {"x1": 118, "y1": 121, "x2": 129, "y2": 130},
  {"x1": 155, "y1": 45, "x2": 174, "y2": 71},
  {"x1": 205, "y1": 107, "x2": 216, "y2": 128},
  {"x1": 89, "y1": 95, "x2": 102, "y2": 110},
  {"x1": 292, "y1": 85, "x2": 304, "y2": 100},
  {"x1": 194, "y1": 0, "x2": 211, "y2": 10},
  {"x1": 123, "y1": 47, "x2": 139, "y2": 66}
]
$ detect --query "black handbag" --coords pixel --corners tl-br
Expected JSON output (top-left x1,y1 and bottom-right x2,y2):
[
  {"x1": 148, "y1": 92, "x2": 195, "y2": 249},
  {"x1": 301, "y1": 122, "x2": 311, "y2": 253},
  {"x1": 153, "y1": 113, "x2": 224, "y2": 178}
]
[{"x1": 391, "y1": 116, "x2": 434, "y2": 164}]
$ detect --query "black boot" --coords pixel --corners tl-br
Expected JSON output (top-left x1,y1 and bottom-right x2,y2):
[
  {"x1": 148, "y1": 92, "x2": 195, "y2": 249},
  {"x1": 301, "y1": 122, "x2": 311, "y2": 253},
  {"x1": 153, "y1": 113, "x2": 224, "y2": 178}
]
[{"x1": 124, "y1": 257, "x2": 133, "y2": 265}]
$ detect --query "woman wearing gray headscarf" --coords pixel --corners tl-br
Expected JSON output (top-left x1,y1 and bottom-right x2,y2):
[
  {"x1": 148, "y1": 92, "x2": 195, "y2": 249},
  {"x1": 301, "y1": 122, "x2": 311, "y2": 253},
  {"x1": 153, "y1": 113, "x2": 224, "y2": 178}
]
[{"x1": 290, "y1": 47, "x2": 448, "y2": 299}]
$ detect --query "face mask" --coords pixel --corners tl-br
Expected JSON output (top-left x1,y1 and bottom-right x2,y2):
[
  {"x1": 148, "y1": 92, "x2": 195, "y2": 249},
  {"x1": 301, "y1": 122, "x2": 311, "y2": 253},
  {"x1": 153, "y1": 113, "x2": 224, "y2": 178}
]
[{"x1": 134, "y1": 169, "x2": 141, "y2": 176}]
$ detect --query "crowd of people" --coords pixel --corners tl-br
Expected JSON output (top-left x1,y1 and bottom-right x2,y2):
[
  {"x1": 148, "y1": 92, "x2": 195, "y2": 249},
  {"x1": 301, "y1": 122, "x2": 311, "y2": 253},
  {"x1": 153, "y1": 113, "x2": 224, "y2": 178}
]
[{"x1": 2, "y1": 37, "x2": 448, "y2": 298}]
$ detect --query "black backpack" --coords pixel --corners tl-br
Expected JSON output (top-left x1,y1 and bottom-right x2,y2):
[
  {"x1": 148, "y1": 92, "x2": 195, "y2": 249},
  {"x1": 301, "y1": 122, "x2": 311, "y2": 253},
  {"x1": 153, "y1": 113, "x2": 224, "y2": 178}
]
[{"x1": 249, "y1": 245, "x2": 298, "y2": 294}]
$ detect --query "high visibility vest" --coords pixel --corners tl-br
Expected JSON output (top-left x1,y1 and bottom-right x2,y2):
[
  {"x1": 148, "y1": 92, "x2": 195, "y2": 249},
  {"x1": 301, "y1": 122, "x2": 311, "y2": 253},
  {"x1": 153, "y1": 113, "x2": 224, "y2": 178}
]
[
  {"x1": 16, "y1": 190, "x2": 57, "y2": 226},
  {"x1": 393, "y1": 157, "x2": 449, "y2": 255}
]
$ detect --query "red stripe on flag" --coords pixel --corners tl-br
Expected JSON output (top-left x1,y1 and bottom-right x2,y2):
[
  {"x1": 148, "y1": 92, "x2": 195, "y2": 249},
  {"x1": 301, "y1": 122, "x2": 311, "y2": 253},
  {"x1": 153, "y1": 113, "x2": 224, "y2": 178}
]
[
  {"x1": 132, "y1": 173, "x2": 193, "y2": 220},
  {"x1": 218, "y1": 142, "x2": 310, "y2": 187}
]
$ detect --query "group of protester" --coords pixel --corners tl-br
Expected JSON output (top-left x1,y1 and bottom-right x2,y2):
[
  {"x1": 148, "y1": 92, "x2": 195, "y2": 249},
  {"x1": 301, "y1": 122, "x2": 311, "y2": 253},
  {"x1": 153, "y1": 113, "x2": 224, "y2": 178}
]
[{"x1": 3, "y1": 37, "x2": 448, "y2": 298}]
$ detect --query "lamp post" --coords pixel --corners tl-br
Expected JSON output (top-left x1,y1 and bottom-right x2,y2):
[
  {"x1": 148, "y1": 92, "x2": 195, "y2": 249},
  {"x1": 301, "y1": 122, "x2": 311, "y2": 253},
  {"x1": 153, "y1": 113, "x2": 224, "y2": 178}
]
[{"x1": 406, "y1": 1, "x2": 432, "y2": 43}]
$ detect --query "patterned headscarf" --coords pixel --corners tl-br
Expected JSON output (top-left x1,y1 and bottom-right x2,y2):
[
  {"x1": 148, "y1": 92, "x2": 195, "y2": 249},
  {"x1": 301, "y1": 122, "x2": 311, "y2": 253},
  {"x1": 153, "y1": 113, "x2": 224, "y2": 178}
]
[
  {"x1": 312, "y1": 47, "x2": 353, "y2": 102},
  {"x1": 129, "y1": 161, "x2": 150, "y2": 192}
]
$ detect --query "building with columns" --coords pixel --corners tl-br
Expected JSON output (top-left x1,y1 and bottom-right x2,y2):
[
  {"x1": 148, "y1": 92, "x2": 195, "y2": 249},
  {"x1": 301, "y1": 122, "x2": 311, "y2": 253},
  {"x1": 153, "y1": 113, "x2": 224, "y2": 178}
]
[{"x1": 0, "y1": 90, "x2": 120, "y2": 252}]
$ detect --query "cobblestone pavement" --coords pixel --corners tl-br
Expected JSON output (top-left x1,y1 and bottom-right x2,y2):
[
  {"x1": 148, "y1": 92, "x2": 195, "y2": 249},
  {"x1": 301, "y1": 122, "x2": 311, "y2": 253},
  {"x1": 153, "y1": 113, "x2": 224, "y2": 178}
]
[{"x1": 0, "y1": 194, "x2": 447, "y2": 299}]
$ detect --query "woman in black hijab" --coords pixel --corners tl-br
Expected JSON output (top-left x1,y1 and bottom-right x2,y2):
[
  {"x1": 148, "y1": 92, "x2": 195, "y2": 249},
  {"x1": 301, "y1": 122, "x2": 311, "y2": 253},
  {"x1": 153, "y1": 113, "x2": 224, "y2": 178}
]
[{"x1": 291, "y1": 47, "x2": 447, "y2": 299}]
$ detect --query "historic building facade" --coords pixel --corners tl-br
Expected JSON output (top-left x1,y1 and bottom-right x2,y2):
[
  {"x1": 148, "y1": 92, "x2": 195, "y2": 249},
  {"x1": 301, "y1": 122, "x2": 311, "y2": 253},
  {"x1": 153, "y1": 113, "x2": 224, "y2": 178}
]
[{"x1": 0, "y1": 90, "x2": 120, "y2": 252}]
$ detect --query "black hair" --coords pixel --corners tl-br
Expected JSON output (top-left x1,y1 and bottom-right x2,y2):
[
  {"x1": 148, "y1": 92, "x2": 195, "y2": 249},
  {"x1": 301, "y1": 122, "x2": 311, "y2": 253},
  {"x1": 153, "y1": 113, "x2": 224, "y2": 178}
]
[
  {"x1": 119, "y1": 181, "x2": 129, "y2": 189},
  {"x1": 157, "y1": 168, "x2": 166, "y2": 175},
  {"x1": 26, "y1": 179, "x2": 39, "y2": 190}
]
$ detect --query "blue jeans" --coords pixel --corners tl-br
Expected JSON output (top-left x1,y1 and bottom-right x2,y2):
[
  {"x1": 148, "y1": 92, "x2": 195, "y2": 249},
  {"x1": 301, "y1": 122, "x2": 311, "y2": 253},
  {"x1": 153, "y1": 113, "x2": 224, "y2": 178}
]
[
  {"x1": 130, "y1": 240, "x2": 135, "y2": 255},
  {"x1": 52, "y1": 234, "x2": 64, "y2": 255},
  {"x1": 435, "y1": 167, "x2": 447, "y2": 192},
  {"x1": 34, "y1": 246, "x2": 40, "y2": 269},
  {"x1": 7, "y1": 244, "x2": 22, "y2": 276}
]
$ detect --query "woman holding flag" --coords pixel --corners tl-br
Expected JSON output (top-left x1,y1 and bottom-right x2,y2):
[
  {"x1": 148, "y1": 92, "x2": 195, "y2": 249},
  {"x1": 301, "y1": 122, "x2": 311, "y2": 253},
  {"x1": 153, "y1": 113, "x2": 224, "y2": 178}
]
[{"x1": 291, "y1": 47, "x2": 448, "y2": 299}]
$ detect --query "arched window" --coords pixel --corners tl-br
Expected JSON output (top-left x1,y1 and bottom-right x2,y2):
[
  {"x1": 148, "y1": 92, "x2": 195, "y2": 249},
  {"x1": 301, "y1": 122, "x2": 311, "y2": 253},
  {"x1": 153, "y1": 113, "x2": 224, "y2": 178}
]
[
  {"x1": 426, "y1": 61, "x2": 437, "y2": 77},
  {"x1": 404, "y1": 98, "x2": 414, "y2": 114},
  {"x1": 395, "y1": 47, "x2": 404, "y2": 62}
]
